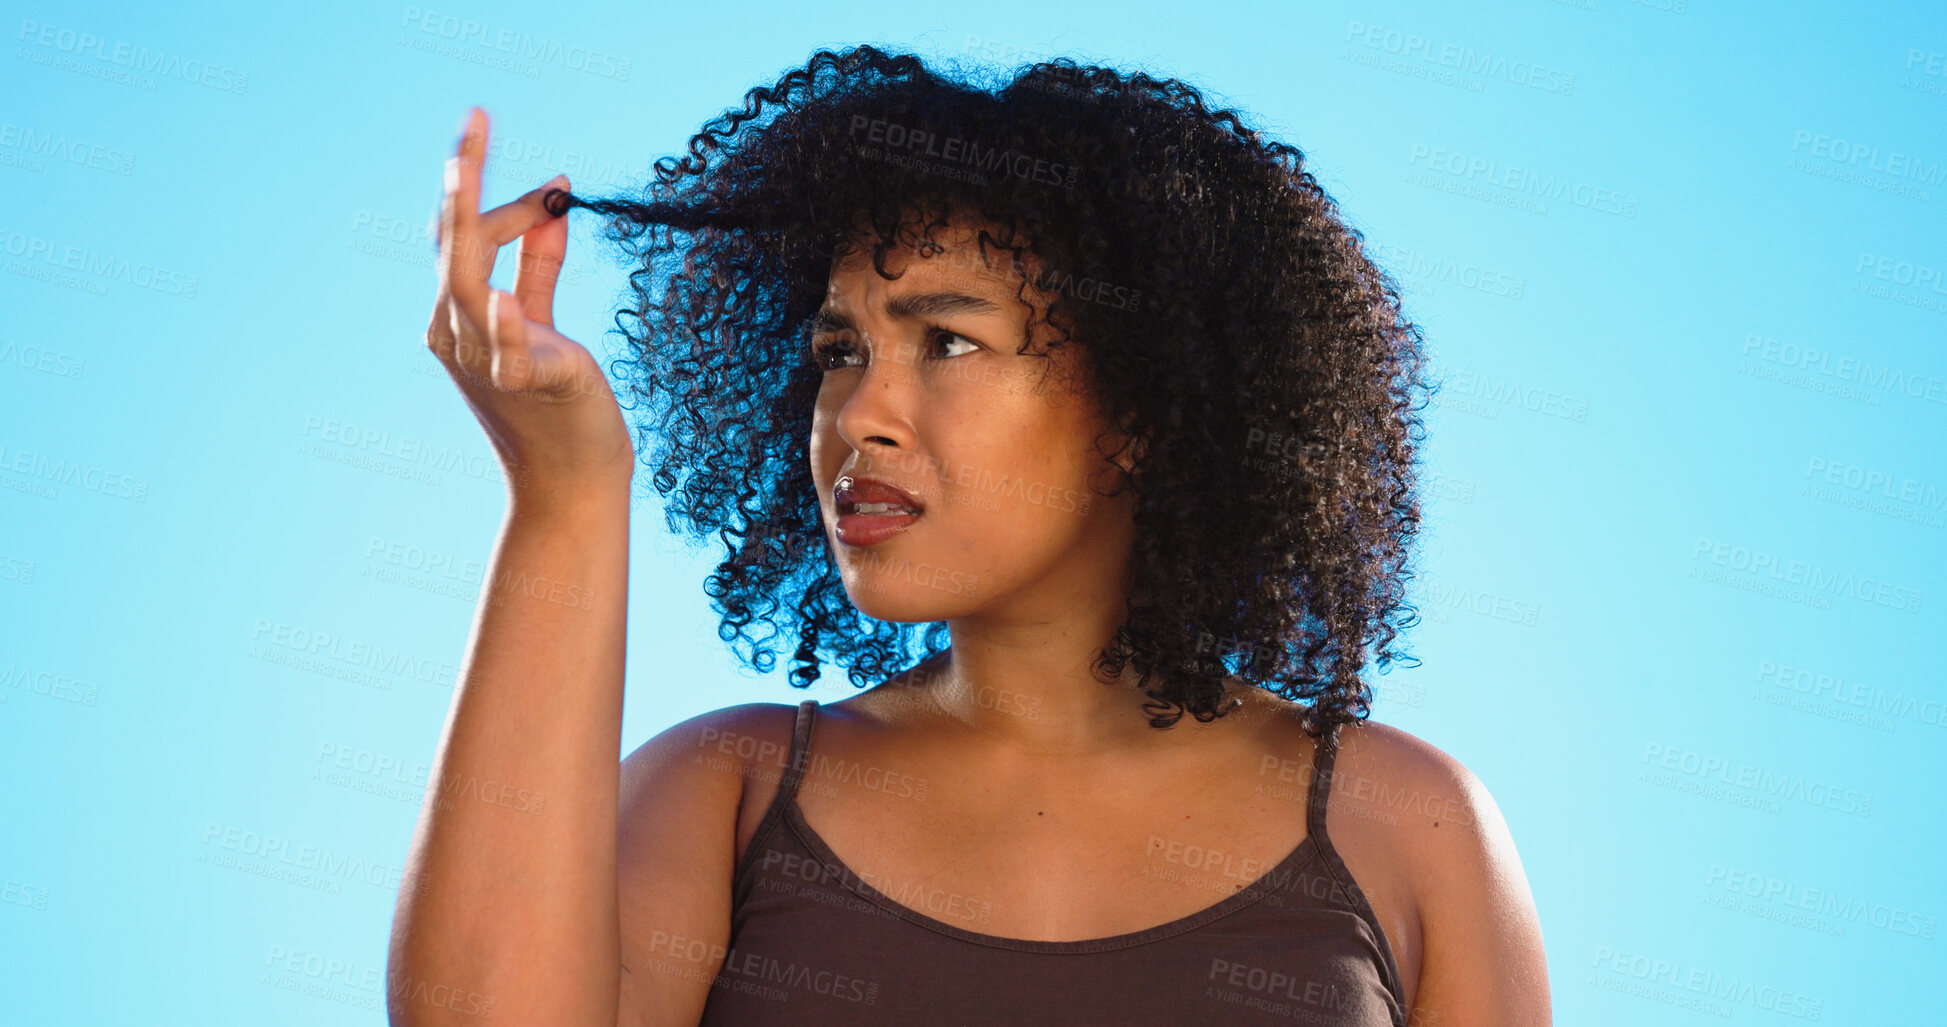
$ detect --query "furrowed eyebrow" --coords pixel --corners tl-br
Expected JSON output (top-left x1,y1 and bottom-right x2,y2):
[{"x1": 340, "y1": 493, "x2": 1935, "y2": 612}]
[{"x1": 810, "y1": 291, "x2": 1004, "y2": 336}]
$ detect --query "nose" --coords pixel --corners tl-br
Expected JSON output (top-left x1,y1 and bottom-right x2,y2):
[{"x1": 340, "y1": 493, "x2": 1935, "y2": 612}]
[{"x1": 832, "y1": 335, "x2": 919, "y2": 456}]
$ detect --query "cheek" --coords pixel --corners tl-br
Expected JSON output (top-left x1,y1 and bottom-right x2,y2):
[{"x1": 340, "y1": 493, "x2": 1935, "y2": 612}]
[
  {"x1": 934, "y1": 409, "x2": 1100, "y2": 527},
  {"x1": 808, "y1": 400, "x2": 843, "y2": 472}
]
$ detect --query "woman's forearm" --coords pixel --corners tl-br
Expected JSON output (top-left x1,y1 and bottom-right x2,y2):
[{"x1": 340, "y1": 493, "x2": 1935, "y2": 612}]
[{"x1": 387, "y1": 484, "x2": 631, "y2": 1026}]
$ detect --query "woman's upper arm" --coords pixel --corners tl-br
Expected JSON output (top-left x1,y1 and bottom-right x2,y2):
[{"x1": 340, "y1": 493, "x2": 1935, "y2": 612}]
[
  {"x1": 612, "y1": 703, "x2": 794, "y2": 1027},
  {"x1": 1404, "y1": 751, "x2": 1552, "y2": 1027}
]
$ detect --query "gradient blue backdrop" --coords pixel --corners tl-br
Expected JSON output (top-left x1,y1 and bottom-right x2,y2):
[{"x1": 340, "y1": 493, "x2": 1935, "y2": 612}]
[{"x1": 3, "y1": 0, "x2": 1942, "y2": 1023}]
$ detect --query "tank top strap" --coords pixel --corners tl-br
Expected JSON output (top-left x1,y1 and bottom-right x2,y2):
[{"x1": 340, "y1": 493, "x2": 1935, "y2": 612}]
[
  {"x1": 731, "y1": 699, "x2": 821, "y2": 895},
  {"x1": 778, "y1": 698, "x2": 820, "y2": 801},
  {"x1": 1299, "y1": 711, "x2": 1409, "y2": 1018},
  {"x1": 1305, "y1": 716, "x2": 1344, "y2": 843}
]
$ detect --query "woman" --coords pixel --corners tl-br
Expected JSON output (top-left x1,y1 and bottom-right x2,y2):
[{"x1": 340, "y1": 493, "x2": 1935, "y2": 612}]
[{"x1": 389, "y1": 45, "x2": 1551, "y2": 1027}]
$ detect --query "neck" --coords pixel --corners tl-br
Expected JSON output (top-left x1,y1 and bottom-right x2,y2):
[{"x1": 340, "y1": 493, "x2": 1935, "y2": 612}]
[{"x1": 893, "y1": 636, "x2": 1252, "y2": 758}]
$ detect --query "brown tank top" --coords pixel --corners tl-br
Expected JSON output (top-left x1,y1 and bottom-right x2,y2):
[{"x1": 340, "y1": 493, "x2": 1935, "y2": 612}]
[{"x1": 695, "y1": 699, "x2": 1408, "y2": 1026}]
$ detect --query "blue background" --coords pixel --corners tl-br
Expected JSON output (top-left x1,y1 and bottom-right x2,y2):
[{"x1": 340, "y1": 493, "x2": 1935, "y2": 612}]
[{"x1": 3, "y1": 0, "x2": 1942, "y2": 1022}]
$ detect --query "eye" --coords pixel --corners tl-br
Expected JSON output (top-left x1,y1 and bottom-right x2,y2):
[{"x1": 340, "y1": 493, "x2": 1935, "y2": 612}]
[
  {"x1": 809, "y1": 328, "x2": 981, "y2": 371},
  {"x1": 810, "y1": 336, "x2": 860, "y2": 371},
  {"x1": 926, "y1": 327, "x2": 982, "y2": 360}
]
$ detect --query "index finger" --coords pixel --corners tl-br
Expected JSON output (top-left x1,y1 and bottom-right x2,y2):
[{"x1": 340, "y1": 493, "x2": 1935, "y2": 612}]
[{"x1": 513, "y1": 180, "x2": 569, "y2": 328}]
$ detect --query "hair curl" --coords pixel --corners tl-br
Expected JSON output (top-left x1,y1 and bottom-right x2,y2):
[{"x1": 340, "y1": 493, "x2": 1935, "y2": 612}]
[{"x1": 546, "y1": 43, "x2": 1431, "y2": 734}]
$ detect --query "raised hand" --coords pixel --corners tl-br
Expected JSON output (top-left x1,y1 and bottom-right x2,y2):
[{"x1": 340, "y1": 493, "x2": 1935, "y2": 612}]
[{"x1": 427, "y1": 106, "x2": 633, "y2": 505}]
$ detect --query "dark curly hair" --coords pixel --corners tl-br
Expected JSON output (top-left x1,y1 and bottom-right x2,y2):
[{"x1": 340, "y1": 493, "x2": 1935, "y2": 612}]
[{"x1": 544, "y1": 43, "x2": 1432, "y2": 734}]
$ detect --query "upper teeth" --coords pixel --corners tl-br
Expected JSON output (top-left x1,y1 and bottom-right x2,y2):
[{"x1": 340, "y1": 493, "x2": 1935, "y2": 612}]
[{"x1": 853, "y1": 502, "x2": 915, "y2": 515}]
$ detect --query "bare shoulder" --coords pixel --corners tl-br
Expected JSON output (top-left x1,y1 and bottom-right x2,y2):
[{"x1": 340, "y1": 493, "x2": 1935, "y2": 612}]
[
  {"x1": 1332, "y1": 717, "x2": 1553, "y2": 1026},
  {"x1": 622, "y1": 700, "x2": 802, "y2": 764},
  {"x1": 1330, "y1": 717, "x2": 1492, "y2": 834},
  {"x1": 613, "y1": 702, "x2": 803, "y2": 1026},
  {"x1": 616, "y1": 700, "x2": 804, "y2": 881},
  {"x1": 620, "y1": 701, "x2": 803, "y2": 788},
  {"x1": 617, "y1": 702, "x2": 810, "y2": 873}
]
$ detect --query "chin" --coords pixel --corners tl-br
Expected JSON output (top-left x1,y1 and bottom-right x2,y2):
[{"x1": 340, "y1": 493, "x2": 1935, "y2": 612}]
[{"x1": 838, "y1": 561, "x2": 985, "y2": 623}]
